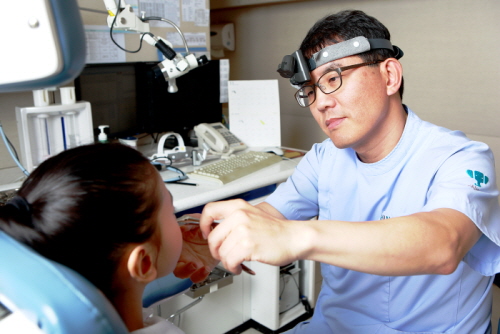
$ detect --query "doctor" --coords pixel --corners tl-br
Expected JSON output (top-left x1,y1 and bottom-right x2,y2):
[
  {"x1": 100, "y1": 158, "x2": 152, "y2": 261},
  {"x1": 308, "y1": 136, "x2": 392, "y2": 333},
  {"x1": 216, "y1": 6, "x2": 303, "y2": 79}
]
[{"x1": 195, "y1": 9, "x2": 500, "y2": 333}]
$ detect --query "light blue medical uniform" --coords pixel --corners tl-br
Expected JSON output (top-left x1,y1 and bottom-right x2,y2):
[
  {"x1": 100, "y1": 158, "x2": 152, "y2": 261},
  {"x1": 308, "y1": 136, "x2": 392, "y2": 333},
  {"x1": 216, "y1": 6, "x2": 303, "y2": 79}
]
[{"x1": 266, "y1": 108, "x2": 500, "y2": 333}]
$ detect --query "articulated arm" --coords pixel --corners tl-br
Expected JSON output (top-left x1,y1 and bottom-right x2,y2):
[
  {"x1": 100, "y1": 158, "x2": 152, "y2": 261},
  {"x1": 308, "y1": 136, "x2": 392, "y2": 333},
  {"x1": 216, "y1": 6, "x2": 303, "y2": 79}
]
[{"x1": 103, "y1": 0, "x2": 208, "y2": 92}]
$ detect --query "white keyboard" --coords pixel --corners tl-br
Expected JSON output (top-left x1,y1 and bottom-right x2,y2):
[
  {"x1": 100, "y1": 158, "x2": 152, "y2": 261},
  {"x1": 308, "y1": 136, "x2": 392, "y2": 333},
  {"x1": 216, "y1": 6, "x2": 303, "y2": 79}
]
[{"x1": 188, "y1": 151, "x2": 282, "y2": 184}]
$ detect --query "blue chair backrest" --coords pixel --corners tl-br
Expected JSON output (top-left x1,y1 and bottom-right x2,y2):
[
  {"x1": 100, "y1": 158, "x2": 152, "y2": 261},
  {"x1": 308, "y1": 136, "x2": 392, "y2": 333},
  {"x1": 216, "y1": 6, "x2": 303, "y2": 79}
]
[{"x1": 0, "y1": 230, "x2": 129, "y2": 334}]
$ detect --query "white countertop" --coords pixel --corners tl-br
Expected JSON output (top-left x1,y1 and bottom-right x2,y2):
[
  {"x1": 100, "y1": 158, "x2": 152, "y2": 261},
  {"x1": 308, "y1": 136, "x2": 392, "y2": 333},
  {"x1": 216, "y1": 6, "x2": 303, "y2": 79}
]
[{"x1": 163, "y1": 155, "x2": 301, "y2": 213}]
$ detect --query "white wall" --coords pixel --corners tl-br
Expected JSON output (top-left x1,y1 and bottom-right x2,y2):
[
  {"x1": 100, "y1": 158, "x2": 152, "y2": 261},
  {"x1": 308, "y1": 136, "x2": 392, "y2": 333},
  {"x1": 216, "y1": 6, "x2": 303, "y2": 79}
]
[
  {"x1": 1, "y1": 0, "x2": 499, "y2": 185},
  {"x1": 211, "y1": 0, "x2": 500, "y2": 155}
]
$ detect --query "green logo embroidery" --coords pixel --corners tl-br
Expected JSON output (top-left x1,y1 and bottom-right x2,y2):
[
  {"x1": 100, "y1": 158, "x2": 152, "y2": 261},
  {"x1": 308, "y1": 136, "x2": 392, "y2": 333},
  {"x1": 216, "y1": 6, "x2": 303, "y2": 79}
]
[{"x1": 467, "y1": 170, "x2": 489, "y2": 187}]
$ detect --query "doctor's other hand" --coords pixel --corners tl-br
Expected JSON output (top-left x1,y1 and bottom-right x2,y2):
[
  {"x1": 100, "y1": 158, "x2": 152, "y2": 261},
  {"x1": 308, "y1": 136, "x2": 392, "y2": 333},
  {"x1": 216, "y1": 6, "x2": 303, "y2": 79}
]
[
  {"x1": 174, "y1": 220, "x2": 220, "y2": 283},
  {"x1": 200, "y1": 199, "x2": 301, "y2": 275}
]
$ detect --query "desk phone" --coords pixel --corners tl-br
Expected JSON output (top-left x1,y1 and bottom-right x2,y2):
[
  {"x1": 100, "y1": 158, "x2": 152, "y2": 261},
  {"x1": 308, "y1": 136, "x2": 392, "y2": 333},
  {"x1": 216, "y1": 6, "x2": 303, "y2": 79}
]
[{"x1": 194, "y1": 122, "x2": 247, "y2": 154}]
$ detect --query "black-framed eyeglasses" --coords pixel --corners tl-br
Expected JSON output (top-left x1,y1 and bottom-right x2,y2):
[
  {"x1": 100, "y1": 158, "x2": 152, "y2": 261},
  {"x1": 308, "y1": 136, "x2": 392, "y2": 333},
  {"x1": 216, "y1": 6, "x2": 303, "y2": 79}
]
[{"x1": 294, "y1": 60, "x2": 383, "y2": 107}]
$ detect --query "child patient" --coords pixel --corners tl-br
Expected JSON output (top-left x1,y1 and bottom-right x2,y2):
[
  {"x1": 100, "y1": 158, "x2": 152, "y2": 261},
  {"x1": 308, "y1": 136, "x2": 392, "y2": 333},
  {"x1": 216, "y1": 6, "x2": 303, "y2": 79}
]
[{"x1": 0, "y1": 143, "x2": 186, "y2": 333}]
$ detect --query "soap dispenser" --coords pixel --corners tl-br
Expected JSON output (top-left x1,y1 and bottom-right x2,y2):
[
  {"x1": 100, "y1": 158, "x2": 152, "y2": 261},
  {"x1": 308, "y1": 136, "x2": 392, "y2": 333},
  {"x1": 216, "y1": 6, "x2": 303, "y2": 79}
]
[{"x1": 98, "y1": 125, "x2": 109, "y2": 143}]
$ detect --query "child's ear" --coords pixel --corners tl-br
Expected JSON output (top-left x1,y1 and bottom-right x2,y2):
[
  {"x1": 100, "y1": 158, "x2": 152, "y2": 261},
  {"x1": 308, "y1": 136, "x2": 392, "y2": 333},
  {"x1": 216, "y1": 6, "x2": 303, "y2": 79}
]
[{"x1": 127, "y1": 244, "x2": 158, "y2": 283}]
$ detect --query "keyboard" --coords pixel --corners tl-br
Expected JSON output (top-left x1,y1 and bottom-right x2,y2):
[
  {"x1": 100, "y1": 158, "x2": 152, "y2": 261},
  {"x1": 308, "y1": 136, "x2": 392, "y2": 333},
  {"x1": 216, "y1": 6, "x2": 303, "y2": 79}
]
[{"x1": 188, "y1": 151, "x2": 282, "y2": 184}]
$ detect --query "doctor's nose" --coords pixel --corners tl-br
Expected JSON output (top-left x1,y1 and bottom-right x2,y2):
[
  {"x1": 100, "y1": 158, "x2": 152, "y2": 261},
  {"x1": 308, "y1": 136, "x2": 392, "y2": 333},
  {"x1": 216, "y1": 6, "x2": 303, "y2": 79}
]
[{"x1": 313, "y1": 88, "x2": 337, "y2": 112}]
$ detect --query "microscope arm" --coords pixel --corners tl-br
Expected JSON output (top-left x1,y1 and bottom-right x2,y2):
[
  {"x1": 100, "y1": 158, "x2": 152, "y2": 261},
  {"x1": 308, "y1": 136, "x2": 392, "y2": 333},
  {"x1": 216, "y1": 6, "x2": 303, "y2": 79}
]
[{"x1": 102, "y1": 0, "x2": 208, "y2": 92}]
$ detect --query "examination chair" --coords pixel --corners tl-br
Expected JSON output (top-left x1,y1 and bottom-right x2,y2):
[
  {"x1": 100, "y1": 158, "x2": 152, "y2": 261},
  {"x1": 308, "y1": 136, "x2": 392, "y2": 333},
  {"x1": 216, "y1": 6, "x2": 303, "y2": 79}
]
[{"x1": 0, "y1": 230, "x2": 192, "y2": 333}]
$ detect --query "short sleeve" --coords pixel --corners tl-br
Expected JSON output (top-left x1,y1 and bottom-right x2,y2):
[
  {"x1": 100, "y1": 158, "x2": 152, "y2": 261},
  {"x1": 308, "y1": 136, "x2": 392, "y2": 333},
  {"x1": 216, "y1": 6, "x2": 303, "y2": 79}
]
[
  {"x1": 423, "y1": 141, "x2": 500, "y2": 276},
  {"x1": 265, "y1": 143, "x2": 325, "y2": 220}
]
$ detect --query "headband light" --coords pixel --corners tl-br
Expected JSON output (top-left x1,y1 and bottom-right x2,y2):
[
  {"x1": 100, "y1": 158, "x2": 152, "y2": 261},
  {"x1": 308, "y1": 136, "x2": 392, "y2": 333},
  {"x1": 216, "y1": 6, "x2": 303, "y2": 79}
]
[{"x1": 277, "y1": 36, "x2": 403, "y2": 86}]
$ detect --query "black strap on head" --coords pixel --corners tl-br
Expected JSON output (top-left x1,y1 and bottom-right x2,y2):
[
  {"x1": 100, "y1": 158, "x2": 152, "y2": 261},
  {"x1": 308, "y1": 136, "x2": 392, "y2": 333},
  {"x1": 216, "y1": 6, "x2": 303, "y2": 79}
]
[
  {"x1": 369, "y1": 39, "x2": 404, "y2": 60},
  {"x1": 392, "y1": 45, "x2": 404, "y2": 60}
]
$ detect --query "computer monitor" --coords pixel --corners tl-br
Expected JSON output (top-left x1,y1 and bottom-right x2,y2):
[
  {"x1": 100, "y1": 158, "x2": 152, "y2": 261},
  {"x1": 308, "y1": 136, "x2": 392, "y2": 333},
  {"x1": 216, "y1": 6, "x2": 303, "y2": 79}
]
[
  {"x1": 75, "y1": 63, "x2": 138, "y2": 139},
  {"x1": 74, "y1": 61, "x2": 222, "y2": 144},
  {"x1": 135, "y1": 60, "x2": 223, "y2": 142}
]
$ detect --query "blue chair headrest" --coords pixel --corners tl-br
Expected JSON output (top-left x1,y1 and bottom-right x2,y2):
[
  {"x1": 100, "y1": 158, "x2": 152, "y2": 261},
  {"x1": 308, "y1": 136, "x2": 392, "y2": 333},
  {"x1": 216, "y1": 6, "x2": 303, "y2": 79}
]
[{"x1": 0, "y1": 231, "x2": 129, "y2": 334}]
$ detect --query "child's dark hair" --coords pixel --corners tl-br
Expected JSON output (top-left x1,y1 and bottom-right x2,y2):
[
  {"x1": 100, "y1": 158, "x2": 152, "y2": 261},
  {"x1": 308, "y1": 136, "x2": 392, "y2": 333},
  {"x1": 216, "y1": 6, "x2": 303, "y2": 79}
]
[
  {"x1": 300, "y1": 10, "x2": 404, "y2": 99},
  {"x1": 0, "y1": 143, "x2": 162, "y2": 298}
]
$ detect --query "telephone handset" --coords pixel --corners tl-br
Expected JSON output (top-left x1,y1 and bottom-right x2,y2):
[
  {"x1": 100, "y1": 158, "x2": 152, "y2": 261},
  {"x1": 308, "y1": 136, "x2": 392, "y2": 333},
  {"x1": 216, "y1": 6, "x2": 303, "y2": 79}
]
[{"x1": 194, "y1": 122, "x2": 247, "y2": 154}]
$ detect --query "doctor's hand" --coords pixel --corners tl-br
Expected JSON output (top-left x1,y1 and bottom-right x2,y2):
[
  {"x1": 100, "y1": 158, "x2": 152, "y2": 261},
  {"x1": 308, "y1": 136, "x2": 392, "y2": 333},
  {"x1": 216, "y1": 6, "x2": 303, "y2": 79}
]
[
  {"x1": 174, "y1": 215, "x2": 220, "y2": 283},
  {"x1": 200, "y1": 199, "x2": 301, "y2": 275}
]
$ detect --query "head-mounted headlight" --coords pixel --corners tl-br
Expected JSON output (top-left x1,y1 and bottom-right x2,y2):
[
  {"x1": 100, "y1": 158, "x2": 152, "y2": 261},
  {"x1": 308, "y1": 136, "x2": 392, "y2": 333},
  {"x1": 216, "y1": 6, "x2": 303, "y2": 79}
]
[{"x1": 277, "y1": 36, "x2": 403, "y2": 86}]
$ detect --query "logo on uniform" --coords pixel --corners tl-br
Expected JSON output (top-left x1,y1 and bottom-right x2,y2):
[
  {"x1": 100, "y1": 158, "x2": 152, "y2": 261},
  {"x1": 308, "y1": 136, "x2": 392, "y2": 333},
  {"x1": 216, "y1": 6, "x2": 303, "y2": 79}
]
[{"x1": 467, "y1": 170, "x2": 489, "y2": 190}]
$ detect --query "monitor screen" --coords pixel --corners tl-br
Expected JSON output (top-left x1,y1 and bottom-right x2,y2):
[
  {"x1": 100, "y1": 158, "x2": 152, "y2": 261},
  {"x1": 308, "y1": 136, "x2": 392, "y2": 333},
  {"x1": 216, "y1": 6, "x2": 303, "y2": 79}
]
[
  {"x1": 75, "y1": 63, "x2": 138, "y2": 139},
  {"x1": 135, "y1": 60, "x2": 222, "y2": 142},
  {"x1": 75, "y1": 60, "x2": 222, "y2": 144}
]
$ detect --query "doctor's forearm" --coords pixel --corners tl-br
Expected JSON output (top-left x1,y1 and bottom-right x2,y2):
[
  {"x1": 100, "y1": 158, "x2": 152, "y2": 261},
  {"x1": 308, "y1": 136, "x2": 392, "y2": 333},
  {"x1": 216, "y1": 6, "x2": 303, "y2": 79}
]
[{"x1": 295, "y1": 208, "x2": 481, "y2": 276}]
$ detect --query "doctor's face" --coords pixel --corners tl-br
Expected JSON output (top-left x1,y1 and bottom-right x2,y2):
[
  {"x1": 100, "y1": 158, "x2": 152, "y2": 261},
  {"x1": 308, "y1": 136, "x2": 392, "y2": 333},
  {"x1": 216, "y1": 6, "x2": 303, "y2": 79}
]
[{"x1": 308, "y1": 55, "x2": 392, "y2": 155}]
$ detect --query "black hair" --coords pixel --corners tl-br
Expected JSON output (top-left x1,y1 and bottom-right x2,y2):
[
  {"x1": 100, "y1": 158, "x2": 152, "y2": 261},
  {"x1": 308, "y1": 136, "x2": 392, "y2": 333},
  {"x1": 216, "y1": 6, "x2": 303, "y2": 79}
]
[
  {"x1": 300, "y1": 10, "x2": 404, "y2": 99},
  {"x1": 0, "y1": 143, "x2": 162, "y2": 298}
]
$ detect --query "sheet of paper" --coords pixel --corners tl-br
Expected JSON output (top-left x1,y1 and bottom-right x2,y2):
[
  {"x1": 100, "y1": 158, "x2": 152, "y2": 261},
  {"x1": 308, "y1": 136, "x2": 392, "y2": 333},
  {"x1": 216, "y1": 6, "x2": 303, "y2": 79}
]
[
  {"x1": 140, "y1": 0, "x2": 181, "y2": 27},
  {"x1": 166, "y1": 32, "x2": 184, "y2": 47},
  {"x1": 228, "y1": 80, "x2": 281, "y2": 147},
  {"x1": 219, "y1": 59, "x2": 230, "y2": 103},
  {"x1": 182, "y1": 32, "x2": 207, "y2": 47},
  {"x1": 182, "y1": 0, "x2": 208, "y2": 26},
  {"x1": 166, "y1": 32, "x2": 206, "y2": 48},
  {"x1": 84, "y1": 25, "x2": 126, "y2": 63},
  {"x1": 194, "y1": 8, "x2": 209, "y2": 27}
]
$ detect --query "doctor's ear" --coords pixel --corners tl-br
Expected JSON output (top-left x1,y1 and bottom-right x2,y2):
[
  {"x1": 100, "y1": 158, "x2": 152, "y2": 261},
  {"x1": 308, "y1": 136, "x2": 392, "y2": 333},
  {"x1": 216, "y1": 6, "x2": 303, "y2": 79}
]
[
  {"x1": 380, "y1": 58, "x2": 403, "y2": 97},
  {"x1": 127, "y1": 243, "x2": 158, "y2": 283}
]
